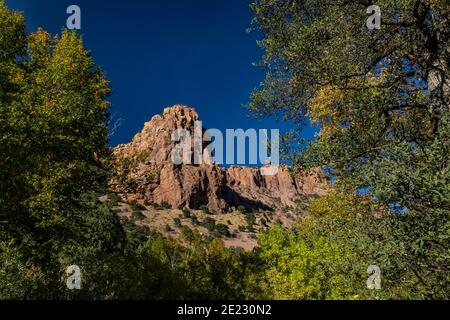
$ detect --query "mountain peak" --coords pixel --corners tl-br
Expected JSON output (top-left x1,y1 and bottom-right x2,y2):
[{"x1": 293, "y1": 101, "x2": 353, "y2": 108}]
[
  {"x1": 111, "y1": 106, "x2": 327, "y2": 213},
  {"x1": 162, "y1": 105, "x2": 199, "y2": 121}
]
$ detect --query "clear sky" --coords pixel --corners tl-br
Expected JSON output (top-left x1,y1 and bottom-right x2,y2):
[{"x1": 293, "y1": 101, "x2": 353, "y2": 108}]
[{"x1": 6, "y1": 0, "x2": 317, "y2": 155}]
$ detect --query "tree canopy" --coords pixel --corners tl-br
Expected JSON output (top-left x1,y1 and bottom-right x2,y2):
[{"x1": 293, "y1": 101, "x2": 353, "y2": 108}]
[
  {"x1": 0, "y1": 0, "x2": 448, "y2": 300},
  {"x1": 0, "y1": 1, "x2": 123, "y2": 298},
  {"x1": 249, "y1": 0, "x2": 449, "y2": 299}
]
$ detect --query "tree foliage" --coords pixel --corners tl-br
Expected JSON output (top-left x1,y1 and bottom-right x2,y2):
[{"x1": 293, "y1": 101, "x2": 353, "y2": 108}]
[
  {"x1": 0, "y1": 1, "x2": 124, "y2": 298},
  {"x1": 1, "y1": 0, "x2": 448, "y2": 300},
  {"x1": 249, "y1": 0, "x2": 449, "y2": 299}
]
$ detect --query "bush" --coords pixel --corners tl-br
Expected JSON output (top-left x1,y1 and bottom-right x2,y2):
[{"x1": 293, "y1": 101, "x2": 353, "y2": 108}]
[
  {"x1": 129, "y1": 200, "x2": 146, "y2": 211},
  {"x1": 245, "y1": 212, "x2": 256, "y2": 227},
  {"x1": 199, "y1": 205, "x2": 210, "y2": 214},
  {"x1": 160, "y1": 201, "x2": 172, "y2": 209},
  {"x1": 132, "y1": 210, "x2": 145, "y2": 220},
  {"x1": 238, "y1": 225, "x2": 246, "y2": 232},
  {"x1": 154, "y1": 201, "x2": 172, "y2": 210},
  {"x1": 180, "y1": 226, "x2": 195, "y2": 242},
  {"x1": 164, "y1": 224, "x2": 173, "y2": 232},
  {"x1": 108, "y1": 193, "x2": 121, "y2": 206},
  {"x1": 173, "y1": 217, "x2": 182, "y2": 228},
  {"x1": 237, "y1": 205, "x2": 247, "y2": 214},
  {"x1": 190, "y1": 214, "x2": 199, "y2": 226},
  {"x1": 182, "y1": 207, "x2": 191, "y2": 218},
  {"x1": 215, "y1": 224, "x2": 230, "y2": 237},
  {"x1": 260, "y1": 218, "x2": 267, "y2": 227},
  {"x1": 202, "y1": 217, "x2": 216, "y2": 232},
  {"x1": 240, "y1": 205, "x2": 254, "y2": 214},
  {"x1": 122, "y1": 220, "x2": 150, "y2": 247}
]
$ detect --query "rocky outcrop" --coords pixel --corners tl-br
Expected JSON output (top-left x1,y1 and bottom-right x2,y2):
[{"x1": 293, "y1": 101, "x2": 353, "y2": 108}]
[{"x1": 111, "y1": 105, "x2": 327, "y2": 213}]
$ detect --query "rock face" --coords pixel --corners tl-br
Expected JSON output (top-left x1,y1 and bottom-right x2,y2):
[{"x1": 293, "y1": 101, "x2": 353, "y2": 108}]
[{"x1": 111, "y1": 105, "x2": 327, "y2": 213}]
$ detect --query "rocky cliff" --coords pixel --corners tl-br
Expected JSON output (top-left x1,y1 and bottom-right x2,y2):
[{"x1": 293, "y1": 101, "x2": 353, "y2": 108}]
[{"x1": 110, "y1": 105, "x2": 327, "y2": 213}]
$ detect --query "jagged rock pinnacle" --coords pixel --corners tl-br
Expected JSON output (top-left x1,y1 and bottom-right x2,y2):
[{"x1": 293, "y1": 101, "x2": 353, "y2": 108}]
[{"x1": 110, "y1": 105, "x2": 327, "y2": 213}]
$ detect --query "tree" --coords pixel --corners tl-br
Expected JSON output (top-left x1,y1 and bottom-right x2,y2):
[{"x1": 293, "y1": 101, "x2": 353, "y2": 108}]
[
  {"x1": 250, "y1": 0, "x2": 449, "y2": 298},
  {"x1": 250, "y1": 0, "x2": 449, "y2": 198},
  {"x1": 0, "y1": 1, "x2": 124, "y2": 298},
  {"x1": 252, "y1": 189, "x2": 442, "y2": 300},
  {"x1": 305, "y1": 190, "x2": 413, "y2": 299}
]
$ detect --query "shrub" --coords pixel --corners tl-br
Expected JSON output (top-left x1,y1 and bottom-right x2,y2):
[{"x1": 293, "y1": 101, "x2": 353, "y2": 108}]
[
  {"x1": 154, "y1": 203, "x2": 163, "y2": 210},
  {"x1": 160, "y1": 201, "x2": 172, "y2": 209},
  {"x1": 164, "y1": 224, "x2": 173, "y2": 232},
  {"x1": 122, "y1": 220, "x2": 150, "y2": 247},
  {"x1": 129, "y1": 200, "x2": 146, "y2": 211},
  {"x1": 238, "y1": 225, "x2": 246, "y2": 232},
  {"x1": 108, "y1": 193, "x2": 121, "y2": 206},
  {"x1": 202, "y1": 217, "x2": 216, "y2": 232},
  {"x1": 182, "y1": 207, "x2": 191, "y2": 218},
  {"x1": 275, "y1": 219, "x2": 283, "y2": 226},
  {"x1": 173, "y1": 217, "x2": 182, "y2": 228},
  {"x1": 190, "y1": 215, "x2": 199, "y2": 226},
  {"x1": 237, "y1": 205, "x2": 247, "y2": 214},
  {"x1": 215, "y1": 224, "x2": 230, "y2": 237},
  {"x1": 132, "y1": 210, "x2": 145, "y2": 220},
  {"x1": 245, "y1": 212, "x2": 256, "y2": 227},
  {"x1": 260, "y1": 218, "x2": 267, "y2": 227},
  {"x1": 180, "y1": 226, "x2": 195, "y2": 242},
  {"x1": 199, "y1": 205, "x2": 210, "y2": 214}
]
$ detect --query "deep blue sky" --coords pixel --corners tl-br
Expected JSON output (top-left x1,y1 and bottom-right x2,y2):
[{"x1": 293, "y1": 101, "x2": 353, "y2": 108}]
[{"x1": 6, "y1": 0, "x2": 316, "y2": 153}]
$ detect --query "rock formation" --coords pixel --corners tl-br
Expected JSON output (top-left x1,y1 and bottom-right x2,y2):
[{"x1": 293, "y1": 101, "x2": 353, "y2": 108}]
[{"x1": 110, "y1": 105, "x2": 327, "y2": 213}]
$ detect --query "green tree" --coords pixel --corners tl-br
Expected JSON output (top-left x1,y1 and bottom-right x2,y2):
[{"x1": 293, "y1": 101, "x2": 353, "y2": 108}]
[
  {"x1": 250, "y1": 0, "x2": 449, "y2": 298},
  {"x1": 0, "y1": 1, "x2": 124, "y2": 298},
  {"x1": 255, "y1": 224, "x2": 355, "y2": 300},
  {"x1": 252, "y1": 190, "x2": 441, "y2": 300}
]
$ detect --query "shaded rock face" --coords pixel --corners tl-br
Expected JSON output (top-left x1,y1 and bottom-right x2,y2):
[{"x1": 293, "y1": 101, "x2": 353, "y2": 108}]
[{"x1": 111, "y1": 105, "x2": 327, "y2": 213}]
